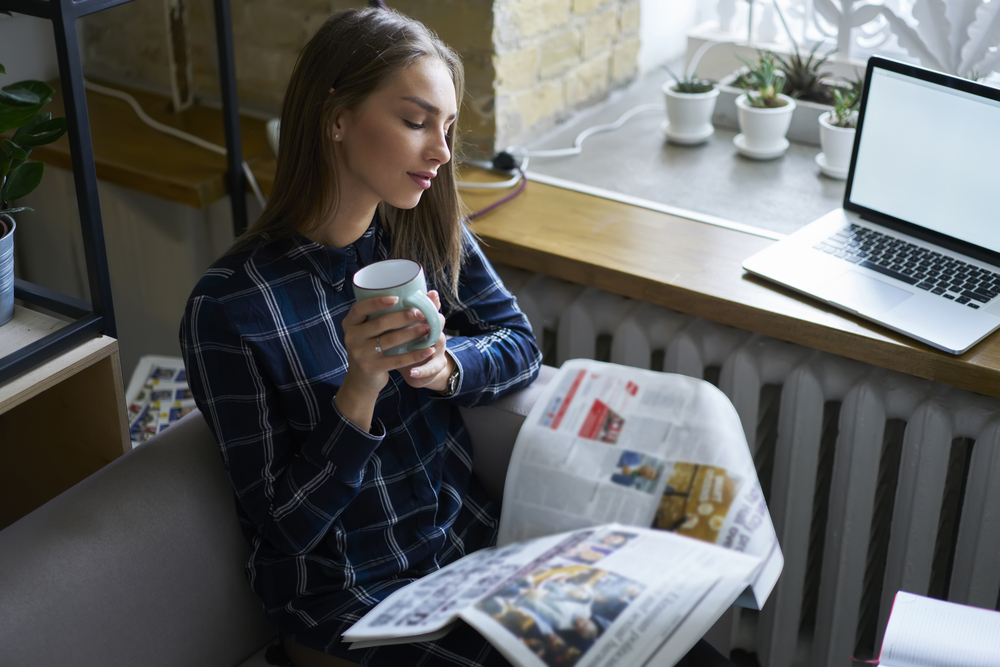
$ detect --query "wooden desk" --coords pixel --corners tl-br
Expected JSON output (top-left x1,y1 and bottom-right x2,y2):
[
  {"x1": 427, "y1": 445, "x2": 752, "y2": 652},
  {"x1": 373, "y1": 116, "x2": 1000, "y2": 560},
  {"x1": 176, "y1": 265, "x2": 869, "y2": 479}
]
[
  {"x1": 462, "y1": 178, "x2": 1000, "y2": 398},
  {"x1": 0, "y1": 306, "x2": 130, "y2": 529}
]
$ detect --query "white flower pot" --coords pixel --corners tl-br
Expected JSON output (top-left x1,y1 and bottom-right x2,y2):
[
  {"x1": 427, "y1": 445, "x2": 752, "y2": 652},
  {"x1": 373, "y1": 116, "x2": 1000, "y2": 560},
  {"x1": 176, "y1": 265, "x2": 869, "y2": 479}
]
[
  {"x1": 817, "y1": 111, "x2": 857, "y2": 179},
  {"x1": 662, "y1": 83, "x2": 719, "y2": 145},
  {"x1": 734, "y1": 93, "x2": 796, "y2": 160}
]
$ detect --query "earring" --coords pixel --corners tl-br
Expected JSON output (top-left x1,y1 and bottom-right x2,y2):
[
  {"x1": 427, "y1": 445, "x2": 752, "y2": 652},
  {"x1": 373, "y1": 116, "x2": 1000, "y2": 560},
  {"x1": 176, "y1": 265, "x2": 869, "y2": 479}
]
[{"x1": 334, "y1": 134, "x2": 340, "y2": 140}]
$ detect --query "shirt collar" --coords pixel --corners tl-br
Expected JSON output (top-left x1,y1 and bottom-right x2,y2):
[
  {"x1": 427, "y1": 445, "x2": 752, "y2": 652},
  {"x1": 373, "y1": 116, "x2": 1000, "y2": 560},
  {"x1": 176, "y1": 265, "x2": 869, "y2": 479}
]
[{"x1": 283, "y1": 217, "x2": 379, "y2": 290}]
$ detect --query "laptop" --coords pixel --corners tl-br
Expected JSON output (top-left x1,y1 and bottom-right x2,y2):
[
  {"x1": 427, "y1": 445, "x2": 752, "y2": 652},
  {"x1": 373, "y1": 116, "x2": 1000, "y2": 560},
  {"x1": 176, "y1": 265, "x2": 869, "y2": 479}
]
[{"x1": 742, "y1": 56, "x2": 1000, "y2": 355}]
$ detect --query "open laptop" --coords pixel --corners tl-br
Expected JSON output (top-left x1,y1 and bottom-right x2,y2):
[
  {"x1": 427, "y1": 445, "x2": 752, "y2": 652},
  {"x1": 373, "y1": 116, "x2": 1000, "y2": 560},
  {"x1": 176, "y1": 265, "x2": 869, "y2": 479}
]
[{"x1": 742, "y1": 56, "x2": 1000, "y2": 355}]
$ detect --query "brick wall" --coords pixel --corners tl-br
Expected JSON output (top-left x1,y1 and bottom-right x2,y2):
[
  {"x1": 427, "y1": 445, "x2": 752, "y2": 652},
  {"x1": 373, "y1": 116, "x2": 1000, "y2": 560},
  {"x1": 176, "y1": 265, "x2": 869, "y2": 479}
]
[
  {"x1": 493, "y1": 0, "x2": 640, "y2": 151},
  {"x1": 80, "y1": 0, "x2": 639, "y2": 159}
]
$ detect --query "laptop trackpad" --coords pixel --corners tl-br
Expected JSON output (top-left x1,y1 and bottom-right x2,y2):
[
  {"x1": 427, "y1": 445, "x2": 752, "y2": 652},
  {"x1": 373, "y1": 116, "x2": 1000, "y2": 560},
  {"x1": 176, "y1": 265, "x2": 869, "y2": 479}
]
[{"x1": 826, "y1": 271, "x2": 913, "y2": 315}]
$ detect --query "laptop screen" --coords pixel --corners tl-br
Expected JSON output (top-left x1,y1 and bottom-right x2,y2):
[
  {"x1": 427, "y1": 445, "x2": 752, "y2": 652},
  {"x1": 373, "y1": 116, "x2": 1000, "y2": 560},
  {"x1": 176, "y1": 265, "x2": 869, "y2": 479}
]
[{"x1": 847, "y1": 63, "x2": 1000, "y2": 253}]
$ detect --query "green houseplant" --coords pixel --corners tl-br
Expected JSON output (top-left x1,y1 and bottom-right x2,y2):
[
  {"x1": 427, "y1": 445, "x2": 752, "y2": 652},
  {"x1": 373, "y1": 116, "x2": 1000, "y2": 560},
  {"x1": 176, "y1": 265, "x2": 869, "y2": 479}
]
[
  {"x1": 0, "y1": 59, "x2": 68, "y2": 326},
  {"x1": 661, "y1": 64, "x2": 719, "y2": 145},
  {"x1": 775, "y1": 42, "x2": 837, "y2": 104},
  {"x1": 733, "y1": 51, "x2": 796, "y2": 160},
  {"x1": 817, "y1": 86, "x2": 860, "y2": 179}
]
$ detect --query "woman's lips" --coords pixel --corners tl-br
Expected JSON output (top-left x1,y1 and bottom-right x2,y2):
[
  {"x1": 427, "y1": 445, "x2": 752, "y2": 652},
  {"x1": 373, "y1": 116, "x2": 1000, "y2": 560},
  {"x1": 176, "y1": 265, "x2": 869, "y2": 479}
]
[{"x1": 408, "y1": 172, "x2": 434, "y2": 190}]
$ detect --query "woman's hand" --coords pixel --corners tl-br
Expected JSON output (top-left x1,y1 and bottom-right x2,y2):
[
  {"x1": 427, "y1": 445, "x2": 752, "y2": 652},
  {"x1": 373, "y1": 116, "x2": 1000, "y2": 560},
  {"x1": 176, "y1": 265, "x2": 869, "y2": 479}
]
[
  {"x1": 401, "y1": 290, "x2": 453, "y2": 392},
  {"x1": 336, "y1": 293, "x2": 440, "y2": 430}
]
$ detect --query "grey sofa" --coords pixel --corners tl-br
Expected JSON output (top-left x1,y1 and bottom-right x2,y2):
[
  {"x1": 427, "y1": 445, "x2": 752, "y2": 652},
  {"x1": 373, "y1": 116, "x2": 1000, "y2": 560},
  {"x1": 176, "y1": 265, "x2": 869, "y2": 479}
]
[{"x1": 0, "y1": 365, "x2": 555, "y2": 667}]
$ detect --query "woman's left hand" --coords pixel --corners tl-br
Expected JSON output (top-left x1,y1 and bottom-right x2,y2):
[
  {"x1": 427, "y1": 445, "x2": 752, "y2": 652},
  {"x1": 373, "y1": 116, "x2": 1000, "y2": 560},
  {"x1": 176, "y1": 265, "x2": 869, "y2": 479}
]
[{"x1": 402, "y1": 290, "x2": 453, "y2": 392}]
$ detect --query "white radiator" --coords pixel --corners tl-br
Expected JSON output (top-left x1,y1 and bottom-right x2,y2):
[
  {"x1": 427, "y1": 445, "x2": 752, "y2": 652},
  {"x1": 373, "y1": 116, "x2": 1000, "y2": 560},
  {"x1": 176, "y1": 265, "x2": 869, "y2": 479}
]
[{"x1": 496, "y1": 265, "x2": 1000, "y2": 667}]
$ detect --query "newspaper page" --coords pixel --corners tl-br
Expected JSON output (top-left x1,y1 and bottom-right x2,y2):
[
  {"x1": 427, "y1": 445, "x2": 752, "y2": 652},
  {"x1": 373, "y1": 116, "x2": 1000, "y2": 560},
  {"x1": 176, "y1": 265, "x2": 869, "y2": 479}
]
[
  {"x1": 343, "y1": 524, "x2": 761, "y2": 667},
  {"x1": 497, "y1": 359, "x2": 782, "y2": 609}
]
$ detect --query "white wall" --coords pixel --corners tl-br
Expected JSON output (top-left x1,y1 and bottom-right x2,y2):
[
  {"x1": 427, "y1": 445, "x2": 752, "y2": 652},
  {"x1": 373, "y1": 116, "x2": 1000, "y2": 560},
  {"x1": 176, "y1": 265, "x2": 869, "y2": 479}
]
[
  {"x1": 0, "y1": 13, "x2": 59, "y2": 82},
  {"x1": 638, "y1": 0, "x2": 698, "y2": 73}
]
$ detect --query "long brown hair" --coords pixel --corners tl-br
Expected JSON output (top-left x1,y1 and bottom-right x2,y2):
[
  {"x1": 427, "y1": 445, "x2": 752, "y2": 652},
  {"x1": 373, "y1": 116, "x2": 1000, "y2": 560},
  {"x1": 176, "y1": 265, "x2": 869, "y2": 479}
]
[{"x1": 231, "y1": 7, "x2": 468, "y2": 302}]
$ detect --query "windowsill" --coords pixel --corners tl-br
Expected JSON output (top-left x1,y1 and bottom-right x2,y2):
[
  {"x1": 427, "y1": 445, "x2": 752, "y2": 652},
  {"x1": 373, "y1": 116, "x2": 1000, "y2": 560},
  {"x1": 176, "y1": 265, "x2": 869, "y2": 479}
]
[{"x1": 521, "y1": 66, "x2": 847, "y2": 238}]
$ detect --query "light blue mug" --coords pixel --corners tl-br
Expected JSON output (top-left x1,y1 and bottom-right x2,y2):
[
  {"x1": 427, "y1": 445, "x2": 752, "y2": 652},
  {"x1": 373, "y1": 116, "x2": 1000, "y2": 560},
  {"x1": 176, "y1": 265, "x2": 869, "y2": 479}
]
[{"x1": 352, "y1": 259, "x2": 443, "y2": 355}]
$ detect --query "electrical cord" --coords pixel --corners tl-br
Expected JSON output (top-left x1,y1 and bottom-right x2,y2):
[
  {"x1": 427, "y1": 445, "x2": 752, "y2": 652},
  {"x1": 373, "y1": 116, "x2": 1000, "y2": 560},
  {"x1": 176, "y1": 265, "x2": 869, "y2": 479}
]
[
  {"x1": 466, "y1": 165, "x2": 527, "y2": 221},
  {"x1": 504, "y1": 102, "x2": 664, "y2": 159},
  {"x1": 83, "y1": 80, "x2": 268, "y2": 210}
]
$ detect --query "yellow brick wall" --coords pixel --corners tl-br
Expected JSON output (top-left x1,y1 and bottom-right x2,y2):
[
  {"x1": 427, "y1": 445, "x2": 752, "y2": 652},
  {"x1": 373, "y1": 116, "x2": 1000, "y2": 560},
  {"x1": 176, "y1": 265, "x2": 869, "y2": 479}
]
[
  {"x1": 80, "y1": 0, "x2": 639, "y2": 160},
  {"x1": 493, "y1": 0, "x2": 640, "y2": 151}
]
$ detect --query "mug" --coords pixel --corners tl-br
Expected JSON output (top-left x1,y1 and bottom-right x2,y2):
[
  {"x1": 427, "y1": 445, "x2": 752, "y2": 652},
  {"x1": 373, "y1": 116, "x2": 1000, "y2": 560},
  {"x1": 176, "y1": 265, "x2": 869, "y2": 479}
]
[{"x1": 352, "y1": 259, "x2": 443, "y2": 355}]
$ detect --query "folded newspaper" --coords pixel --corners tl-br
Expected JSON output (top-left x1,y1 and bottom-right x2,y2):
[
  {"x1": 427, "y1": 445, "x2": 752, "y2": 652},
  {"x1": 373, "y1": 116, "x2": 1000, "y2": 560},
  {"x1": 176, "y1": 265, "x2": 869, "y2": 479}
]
[{"x1": 343, "y1": 359, "x2": 784, "y2": 666}]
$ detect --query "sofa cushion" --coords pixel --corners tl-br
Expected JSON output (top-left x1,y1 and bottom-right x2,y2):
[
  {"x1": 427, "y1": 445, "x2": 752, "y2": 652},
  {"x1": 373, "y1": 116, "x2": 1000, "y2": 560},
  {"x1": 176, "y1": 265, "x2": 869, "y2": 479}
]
[{"x1": 0, "y1": 410, "x2": 275, "y2": 667}]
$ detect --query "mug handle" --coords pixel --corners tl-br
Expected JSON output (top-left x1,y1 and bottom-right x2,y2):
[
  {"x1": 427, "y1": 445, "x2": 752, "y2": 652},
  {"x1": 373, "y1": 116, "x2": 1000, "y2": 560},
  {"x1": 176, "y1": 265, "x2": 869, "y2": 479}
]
[{"x1": 402, "y1": 291, "x2": 443, "y2": 352}]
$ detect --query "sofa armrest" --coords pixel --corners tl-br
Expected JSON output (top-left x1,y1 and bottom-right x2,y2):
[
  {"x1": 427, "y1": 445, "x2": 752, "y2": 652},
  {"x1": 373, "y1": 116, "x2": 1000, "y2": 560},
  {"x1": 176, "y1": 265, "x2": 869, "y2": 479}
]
[
  {"x1": 0, "y1": 410, "x2": 274, "y2": 667},
  {"x1": 461, "y1": 364, "x2": 557, "y2": 504}
]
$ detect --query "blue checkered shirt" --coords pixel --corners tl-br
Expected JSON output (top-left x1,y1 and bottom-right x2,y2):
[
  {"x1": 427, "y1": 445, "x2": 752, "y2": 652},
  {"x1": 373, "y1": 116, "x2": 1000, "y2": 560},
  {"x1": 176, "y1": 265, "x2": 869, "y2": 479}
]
[{"x1": 179, "y1": 220, "x2": 541, "y2": 639}]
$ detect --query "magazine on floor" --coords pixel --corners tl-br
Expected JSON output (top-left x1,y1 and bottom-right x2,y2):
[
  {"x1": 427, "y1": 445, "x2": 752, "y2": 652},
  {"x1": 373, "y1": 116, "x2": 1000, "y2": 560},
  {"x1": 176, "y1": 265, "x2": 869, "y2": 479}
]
[{"x1": 343, "y1": 359, "x2": 784, "y2": 667}]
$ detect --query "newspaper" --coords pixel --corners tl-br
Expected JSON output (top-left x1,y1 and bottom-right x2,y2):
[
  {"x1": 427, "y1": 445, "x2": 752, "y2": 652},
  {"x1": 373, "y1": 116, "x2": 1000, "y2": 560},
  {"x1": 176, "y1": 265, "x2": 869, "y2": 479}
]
[
  {"x1": 343, "y1": 359, "x2": 784, "y2": 666},
  {"x1": 125, "y1": 355, "x2": 194, "y2": 448}
]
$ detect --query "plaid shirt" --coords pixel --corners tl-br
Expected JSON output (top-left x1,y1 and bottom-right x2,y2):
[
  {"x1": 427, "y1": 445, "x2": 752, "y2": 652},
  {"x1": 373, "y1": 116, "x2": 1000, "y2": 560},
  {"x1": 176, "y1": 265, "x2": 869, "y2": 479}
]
[{"x1": 180, "y1": 220, "x2": 541, "y2": 640}]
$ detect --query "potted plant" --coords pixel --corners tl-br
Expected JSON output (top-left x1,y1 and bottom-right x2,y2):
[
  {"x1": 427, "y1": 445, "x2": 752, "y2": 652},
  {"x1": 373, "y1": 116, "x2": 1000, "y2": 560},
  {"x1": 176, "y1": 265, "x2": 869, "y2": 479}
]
[
  {"x1": 0, "y1": 60, "x2": 67, "y2": 326},
  {"x1": 734, "y1": 50, "x2": 796, "y2": 160},
  {"x1": 817, "y1": 86, "x2": 859, "y2": 179},
  {"x1": 661, "y1": 64, "x2": 719, "y2": 146}
]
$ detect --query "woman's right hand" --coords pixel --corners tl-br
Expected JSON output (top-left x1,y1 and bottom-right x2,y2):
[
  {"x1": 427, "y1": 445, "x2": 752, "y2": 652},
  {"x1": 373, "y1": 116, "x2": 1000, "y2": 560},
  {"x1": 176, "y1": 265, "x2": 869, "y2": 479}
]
[{"x1": 335, "y1": 296, "x2": 436, "y2": 430}]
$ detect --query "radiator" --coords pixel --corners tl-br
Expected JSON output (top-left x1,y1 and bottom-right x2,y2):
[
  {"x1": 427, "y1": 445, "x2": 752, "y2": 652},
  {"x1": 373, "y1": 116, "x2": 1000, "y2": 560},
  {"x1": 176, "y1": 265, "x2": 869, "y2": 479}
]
[{"x1": 495, "y1": 265, "x2": 1000, "y2": 667}]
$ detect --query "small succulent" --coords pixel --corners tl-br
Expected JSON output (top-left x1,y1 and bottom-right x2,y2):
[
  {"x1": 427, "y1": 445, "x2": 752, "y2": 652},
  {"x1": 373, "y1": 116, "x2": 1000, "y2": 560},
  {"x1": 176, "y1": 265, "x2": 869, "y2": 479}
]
[
  {"x1": 830, "y1": 87, "x2": 860, "y2": 128},
  {"x1": 736, "y1": 50, "x2": 788, "y2": 108},
  {"x1": 662, "y1": 64, "x2": 714, "y2": 94},
  {"x1": 775, "y1": 42, "x2": 836, "y2": 104}
]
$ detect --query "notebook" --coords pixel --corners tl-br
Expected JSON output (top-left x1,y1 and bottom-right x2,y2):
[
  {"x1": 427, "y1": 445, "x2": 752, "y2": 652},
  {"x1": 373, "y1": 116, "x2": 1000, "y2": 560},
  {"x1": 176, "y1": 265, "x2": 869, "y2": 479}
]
[{"x1": 742, "y1": 56, "x2": 1000, "y2": 355}]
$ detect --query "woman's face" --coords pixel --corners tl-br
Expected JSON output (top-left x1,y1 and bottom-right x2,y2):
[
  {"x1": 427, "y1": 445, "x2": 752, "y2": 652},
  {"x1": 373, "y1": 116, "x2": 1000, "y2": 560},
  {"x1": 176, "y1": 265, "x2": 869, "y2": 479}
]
[{"x1": 335, "y1": 56, "x2": 457, "y2": 211}]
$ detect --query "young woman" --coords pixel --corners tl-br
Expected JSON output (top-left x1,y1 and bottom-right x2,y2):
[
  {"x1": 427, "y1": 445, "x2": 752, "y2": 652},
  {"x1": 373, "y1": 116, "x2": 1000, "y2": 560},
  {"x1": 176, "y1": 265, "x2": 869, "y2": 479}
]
[{"x1": 180, "y1": 6, "x2": 540, "y2": 666}]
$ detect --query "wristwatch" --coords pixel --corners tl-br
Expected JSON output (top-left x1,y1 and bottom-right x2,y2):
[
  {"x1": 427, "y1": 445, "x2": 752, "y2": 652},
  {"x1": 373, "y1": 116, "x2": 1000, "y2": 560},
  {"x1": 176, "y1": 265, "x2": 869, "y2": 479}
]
[{"x1": 440, "y1": 363, "x2": 461, "y2": 397}]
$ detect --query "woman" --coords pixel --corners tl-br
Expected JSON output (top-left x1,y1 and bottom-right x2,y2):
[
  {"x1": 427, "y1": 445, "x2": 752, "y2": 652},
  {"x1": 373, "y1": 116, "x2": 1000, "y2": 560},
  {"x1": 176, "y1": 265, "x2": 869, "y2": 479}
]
[{"x1": 180, "y1": 6, "x2": 540, "y2": 666}]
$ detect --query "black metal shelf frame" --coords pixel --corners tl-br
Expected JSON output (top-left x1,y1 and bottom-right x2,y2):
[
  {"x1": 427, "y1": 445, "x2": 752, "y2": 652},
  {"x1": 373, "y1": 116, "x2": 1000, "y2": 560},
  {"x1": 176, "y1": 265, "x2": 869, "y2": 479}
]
[{"x1": 0, "y1": 0, "x2": 246, "y2": 383}]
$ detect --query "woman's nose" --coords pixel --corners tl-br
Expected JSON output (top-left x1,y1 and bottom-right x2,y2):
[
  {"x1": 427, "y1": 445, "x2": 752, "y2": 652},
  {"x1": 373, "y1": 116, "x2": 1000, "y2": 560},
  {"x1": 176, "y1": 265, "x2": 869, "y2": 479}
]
[{"x1": 427, "y1": 128, "x2": 451, "y2": 164}]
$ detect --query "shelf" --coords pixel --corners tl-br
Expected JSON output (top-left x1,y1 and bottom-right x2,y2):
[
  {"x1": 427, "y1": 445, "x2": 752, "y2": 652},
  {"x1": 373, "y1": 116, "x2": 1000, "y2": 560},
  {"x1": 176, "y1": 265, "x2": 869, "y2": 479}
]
[{"x1": 33, "y1": 80, "x2": 276, "y2": 209}]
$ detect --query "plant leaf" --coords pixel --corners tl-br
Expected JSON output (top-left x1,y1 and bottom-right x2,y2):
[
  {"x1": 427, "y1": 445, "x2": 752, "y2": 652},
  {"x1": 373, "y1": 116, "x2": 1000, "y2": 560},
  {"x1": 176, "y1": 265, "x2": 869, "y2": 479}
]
[
  {"x1": 0, "y1": 87, "x2": 41, "y2": 107},
  {"x1": 2, "y1": 139, "x2": 26, "y2": 162},
  {"x1": 0, "y1": 103, "x2": 43, "y2": 135},
  {"x1": 958, "y1": 0, "x2": 1000, "y2": 76},
  {"x1": 13, "y1": 117, "x2": 66, "y2": 147},
  {"x1": 880, "y1": 6, "x2": 946, "y2": 72},
  {"x1": 909, "y1": 0, "x2": 953, "y2": 71},
  {"x1": 12, "y1": 112, "x2": 50, "y2": 139},
  {"x1": 2, "y1": 80, "x2": 55, "y2": 103},
  {"x1": 2, "y1": 161, "x2": 44, "y2": 202},
  {"x1": 946, "y1": 0, "x2": 982, "y2": 68}
]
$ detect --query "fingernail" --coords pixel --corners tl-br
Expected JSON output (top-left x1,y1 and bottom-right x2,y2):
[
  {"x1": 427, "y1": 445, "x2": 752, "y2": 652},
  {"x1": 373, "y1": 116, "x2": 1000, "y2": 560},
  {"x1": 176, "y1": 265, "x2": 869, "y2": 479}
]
[
  {"x1": 410, "y1": 368, "x2": 421, "y2": 377},
  {"x1": 413, "y1": 309, "x2": 424, "y2": 320},
  {"x1": 384, "y1": 296, "x2": 399, "y2": 305},
  {"x1": 423, "y1": 324, "x2": 431, "y2": 335},
  {"x1": 423, "y1": 347, "x2": 434, "y2": 357}
]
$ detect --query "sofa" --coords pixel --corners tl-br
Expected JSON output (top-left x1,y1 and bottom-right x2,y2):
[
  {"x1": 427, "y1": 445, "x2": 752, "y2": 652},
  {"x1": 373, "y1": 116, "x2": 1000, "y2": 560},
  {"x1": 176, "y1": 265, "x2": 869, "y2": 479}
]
[{"x1": 0, "y1": 365, "x2": 556, "y2": 667}]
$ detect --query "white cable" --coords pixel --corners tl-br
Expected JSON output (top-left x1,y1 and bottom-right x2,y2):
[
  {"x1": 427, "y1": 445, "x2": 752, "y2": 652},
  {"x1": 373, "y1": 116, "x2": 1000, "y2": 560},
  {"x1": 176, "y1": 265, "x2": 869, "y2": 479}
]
[
  {"x1": 456, "y1": 156, "x2": 529, "y2": 189},
  {"x1": 506, "y1": 102, "x2": 664, "y2": 159},
  {"x1": 83, "y1": 80, "x2": 268, "y2": 210}
]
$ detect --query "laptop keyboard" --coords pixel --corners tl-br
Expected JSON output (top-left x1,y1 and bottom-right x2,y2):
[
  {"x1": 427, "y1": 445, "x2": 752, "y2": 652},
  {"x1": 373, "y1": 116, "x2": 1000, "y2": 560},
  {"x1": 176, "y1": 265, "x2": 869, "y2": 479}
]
[{"x1": 814, "y1": 224, "x2": 1000, "y2": 310}]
